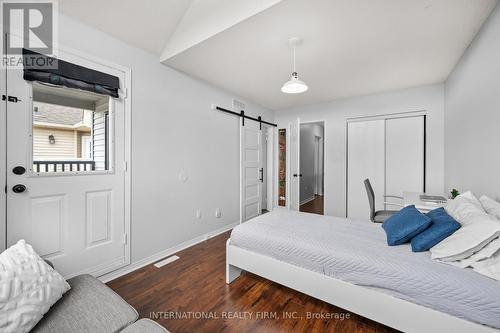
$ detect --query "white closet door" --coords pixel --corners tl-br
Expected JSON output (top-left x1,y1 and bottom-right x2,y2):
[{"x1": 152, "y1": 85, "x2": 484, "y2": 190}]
[
  {"x1": 347, "y1": 120, "x2": 385, "y2": 220},
  {"x1": 385, "y1": 116, "x2": 425, "y2": 200}
]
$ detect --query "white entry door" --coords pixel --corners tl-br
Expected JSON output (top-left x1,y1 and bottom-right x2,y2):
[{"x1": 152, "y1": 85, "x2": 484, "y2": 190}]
[
  {"x1": 289, "y1": 118, "x2": 300, "y2": 211},
  {"x1": 6, "y1": 51, "x2": 129, "y2": 278},
  {"x1": 240, "y1": 119, "x2": 263, "y2": 222}
]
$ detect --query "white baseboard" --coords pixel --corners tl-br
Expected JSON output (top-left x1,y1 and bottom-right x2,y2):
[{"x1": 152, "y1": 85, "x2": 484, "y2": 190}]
[
  {"x1": 300, "y1": 196, "x2": 316, "y2": 206},
  {"x1": 99, "y1": 221, "x2": 239, "y2": 283}
]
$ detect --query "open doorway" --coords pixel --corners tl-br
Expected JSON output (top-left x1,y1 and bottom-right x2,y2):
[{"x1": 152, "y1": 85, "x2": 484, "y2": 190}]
[{"x1": 299, "y1": 121, "x2": 324, "y2": 215}]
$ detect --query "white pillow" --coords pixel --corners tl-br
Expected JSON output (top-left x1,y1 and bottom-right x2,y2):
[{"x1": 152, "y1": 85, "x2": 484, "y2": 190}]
[
  {"x1": 0, "y1": 240, "x2": 70, "y2": 333},
  {"x1": 431, "y1": 210, "x2": 500, "y2": 262},
  {"x1": 445, "y1": 191, "x2": 486, "y2": 225},
  {"x1": 480, "y1": 195, "x2": 500, "y2": 220}
]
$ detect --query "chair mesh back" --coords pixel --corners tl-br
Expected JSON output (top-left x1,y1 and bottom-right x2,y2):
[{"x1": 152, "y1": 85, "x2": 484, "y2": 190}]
[{"x1": 364, "y1": 179, "x2": 376, "y2": 221}]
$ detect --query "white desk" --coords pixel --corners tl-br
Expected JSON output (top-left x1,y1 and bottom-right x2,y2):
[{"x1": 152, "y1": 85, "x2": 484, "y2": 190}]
[{"x1": 403, "y1": 191, "x2": 448, "y2": 213}]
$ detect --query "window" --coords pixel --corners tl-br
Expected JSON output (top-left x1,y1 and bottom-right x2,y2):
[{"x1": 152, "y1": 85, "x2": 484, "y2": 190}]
[{"x1": 31, "y1": 83, "x2": 111, "y2": 173}]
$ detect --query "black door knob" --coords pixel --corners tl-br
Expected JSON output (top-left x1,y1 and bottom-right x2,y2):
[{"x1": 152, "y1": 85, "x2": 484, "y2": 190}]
[{"x1": 12, "y1": 184, "x2": 26, "y2": 193}]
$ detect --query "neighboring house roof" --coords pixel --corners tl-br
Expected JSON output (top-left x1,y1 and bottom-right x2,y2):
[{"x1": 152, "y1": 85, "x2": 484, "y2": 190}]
[{"x1": 34, "y1": 102, "x2": 85, "y2": 126}]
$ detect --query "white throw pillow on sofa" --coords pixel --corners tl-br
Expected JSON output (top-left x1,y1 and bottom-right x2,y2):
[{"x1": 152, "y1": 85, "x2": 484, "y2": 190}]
[
  {"x1": 480, "y1": 195, "x2": 500, "y2": 220},
  {"x1": 432, "y1": 193, "x2": 500, "y2": 261},
  {"x1": 0, "y1": 240, "x2": 70, "y2": 333}
]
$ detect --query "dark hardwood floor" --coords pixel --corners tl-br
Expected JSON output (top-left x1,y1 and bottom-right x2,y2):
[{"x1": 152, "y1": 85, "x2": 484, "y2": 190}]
[
  {"x1": 300, "y1": 195, "x2": 324, "y2": 215},
  {"x1": 108, "y1": 231, "x2": 398, "y2": 333}
]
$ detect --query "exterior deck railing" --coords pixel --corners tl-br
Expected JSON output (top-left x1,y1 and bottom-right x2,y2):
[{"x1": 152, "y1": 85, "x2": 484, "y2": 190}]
[{"x1": 33, "y1": 160, "x2": 96, "y2": 172}]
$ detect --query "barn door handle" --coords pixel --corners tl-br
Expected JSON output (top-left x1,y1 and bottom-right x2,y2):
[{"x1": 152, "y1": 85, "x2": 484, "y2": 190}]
[{"x1": 12, "y1": 184, "x2": 26, "y2": 193}]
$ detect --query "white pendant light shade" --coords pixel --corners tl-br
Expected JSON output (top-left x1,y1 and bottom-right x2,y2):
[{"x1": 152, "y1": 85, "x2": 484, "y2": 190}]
[
  {"x1": 281, "y1": 37, "x2": 308, "y2": 94},
  {"x1": 281, "y1": 72, "x2": 308, "y2": 94}
]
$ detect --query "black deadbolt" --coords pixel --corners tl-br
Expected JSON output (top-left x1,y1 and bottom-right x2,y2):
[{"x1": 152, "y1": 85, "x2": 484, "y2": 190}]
[
  {"x1": 12, "y1": 184, "x2": 26, "y2": 193},
  {"x1": 12, "y1": 166, "x2": 26, "y2": 175}
]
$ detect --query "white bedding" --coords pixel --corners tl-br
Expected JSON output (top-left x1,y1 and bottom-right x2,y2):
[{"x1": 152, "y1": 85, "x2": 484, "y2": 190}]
[{"x1": 230, "y1": 210, "x2": 500, "y2": 329}]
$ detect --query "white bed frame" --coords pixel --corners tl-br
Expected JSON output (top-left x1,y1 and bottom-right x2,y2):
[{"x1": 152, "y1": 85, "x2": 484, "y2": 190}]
[{"x1": 226, "y1": 240, "x2": 498, "y2": 333}]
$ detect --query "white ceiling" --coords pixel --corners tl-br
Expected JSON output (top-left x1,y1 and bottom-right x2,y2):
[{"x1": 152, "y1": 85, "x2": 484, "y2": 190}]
[
  {"x1": 59, "y1": 0, "x2": 192, "y2": 55},
  {"x1": 165, "y1": 0, "x2": 497, "y2": 110},
  {"x1": 60, "y1": 0, "x2": 498, "y2": 110}
]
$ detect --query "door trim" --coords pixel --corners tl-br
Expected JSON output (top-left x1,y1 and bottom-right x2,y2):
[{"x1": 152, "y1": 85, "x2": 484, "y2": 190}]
[
  {"x1": 4, "y1": 43, "x2": 132, "y2": 276},
  {"x1": 1, "y1": 57, "x2": 6, "y2": 251},
  {"x1": 298, "y1": 119, "x2": 326, "y2": 212}
]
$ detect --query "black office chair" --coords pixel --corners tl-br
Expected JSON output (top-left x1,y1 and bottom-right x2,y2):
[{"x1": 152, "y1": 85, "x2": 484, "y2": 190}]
[{"x1": 364, "y1": 179, "x2": 403, "y2": 223}]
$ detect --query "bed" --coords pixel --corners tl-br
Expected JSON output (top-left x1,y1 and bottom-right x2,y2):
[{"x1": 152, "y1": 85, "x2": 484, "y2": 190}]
[{"x1": 226, "y1": 209, "x2": 500, "y2": 333}]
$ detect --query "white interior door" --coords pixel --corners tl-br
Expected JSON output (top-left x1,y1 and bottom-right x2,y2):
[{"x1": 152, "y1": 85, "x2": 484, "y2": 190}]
[
  {"x1": 347, "y1": 119, "x2": 385, "y2": 220},
  {"x1": 6, "y1": 51, "x2": 129, "y2": 278},
  {"x1": 386, "y1": 116, "x2": 425, "y2": 199},
  {"x1": 289, "y1": 118, "x2": 300, "y2": 211},
  {"x1": 240, "y1": 119, "x2": 262, "y2": 222}
]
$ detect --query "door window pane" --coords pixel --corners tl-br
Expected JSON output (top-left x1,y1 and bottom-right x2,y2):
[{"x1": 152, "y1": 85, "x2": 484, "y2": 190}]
[{"x1": 32, "y1": 84, "x2": 111, "y2": 173}]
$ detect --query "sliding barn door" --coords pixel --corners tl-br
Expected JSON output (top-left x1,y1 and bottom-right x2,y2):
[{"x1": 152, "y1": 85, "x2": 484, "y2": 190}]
[
  {"x1": 240, "y1": 120, "x2": 263, "y2": 222},
  {"x1": 347, "y1": 120, "x2": 385, "y2": 220}
]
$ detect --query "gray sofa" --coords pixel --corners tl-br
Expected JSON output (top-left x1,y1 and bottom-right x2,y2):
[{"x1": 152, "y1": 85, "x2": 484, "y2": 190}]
[{"x1": 32, "y1": 274, "x2": 169, "y2": 333}]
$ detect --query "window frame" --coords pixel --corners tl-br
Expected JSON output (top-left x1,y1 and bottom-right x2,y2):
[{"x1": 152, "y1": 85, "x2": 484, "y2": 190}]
[{"x1": 28, "y1": 83, "x2": 116, "y2": 177}]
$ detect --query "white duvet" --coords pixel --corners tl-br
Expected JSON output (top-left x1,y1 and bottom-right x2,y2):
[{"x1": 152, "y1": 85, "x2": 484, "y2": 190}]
[{"x1": 230, "y1": 210, "x2": 500, "y2": 329}]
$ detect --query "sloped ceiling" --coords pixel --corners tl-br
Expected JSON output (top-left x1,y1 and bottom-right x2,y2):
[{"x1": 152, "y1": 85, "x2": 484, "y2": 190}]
[{"x1": 60, "y1": 0, "x2": 498, "y2": 110}]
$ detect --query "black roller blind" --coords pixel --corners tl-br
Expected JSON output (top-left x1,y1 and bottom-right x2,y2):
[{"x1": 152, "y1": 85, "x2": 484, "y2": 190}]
[{"x1": 23, "y1": 48, "x2": 120, "y2": 98}]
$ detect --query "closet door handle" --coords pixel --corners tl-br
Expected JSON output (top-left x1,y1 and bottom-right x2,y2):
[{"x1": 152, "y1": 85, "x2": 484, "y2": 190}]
[{"x1": 259, "y1": 168, "x2": 264, "y2": 182}]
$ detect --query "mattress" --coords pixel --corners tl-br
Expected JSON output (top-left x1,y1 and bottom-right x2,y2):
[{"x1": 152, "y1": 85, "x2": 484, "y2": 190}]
[{"x1": 230, "y1": 210, "x2": 500, "y2": 329}]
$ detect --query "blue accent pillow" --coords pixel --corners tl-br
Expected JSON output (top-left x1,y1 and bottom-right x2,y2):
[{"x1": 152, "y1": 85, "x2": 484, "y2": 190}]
[
  {"x1": 411, "y1": 207, "x2": 461, "y2": 252},
  {"x1": 382, "y1": 205, "x2": 432, "y2": 246}
]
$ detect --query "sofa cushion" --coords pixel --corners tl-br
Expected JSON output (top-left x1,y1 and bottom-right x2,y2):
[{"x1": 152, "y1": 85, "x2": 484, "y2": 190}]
[
  {"x1": 32, "y1": 274, "x2": 138, "y2": 333},
  {"x1": 120, "y1": 319, "x2": 169, "y2": 333}
]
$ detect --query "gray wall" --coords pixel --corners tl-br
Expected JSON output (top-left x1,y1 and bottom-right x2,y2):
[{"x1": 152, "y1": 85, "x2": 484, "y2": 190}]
[
  {"x1": 57, "y1": 15, "x2": 273, "y2": 264},
  {"x1": 300, "y1": 123, "x2": 323, "y2": 203},
  {"x1": 276, "y1": 84, "x2": 445, "y2": 217},
  {"x1": 445, "y1": 3, "x2": 500, "y2": 199}
]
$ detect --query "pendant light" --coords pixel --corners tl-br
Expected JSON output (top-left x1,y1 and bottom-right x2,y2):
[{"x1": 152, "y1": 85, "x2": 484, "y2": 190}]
[{"x1": 281, "y1": 37, "x2": 308, "y2": 94}]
